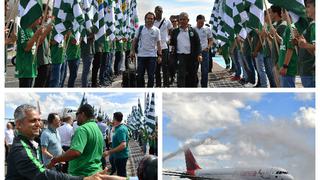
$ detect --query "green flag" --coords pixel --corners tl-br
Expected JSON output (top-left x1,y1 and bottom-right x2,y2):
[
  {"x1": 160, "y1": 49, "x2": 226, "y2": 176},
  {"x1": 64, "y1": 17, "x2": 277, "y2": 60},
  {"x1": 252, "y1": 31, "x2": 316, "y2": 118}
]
[{"x1": 18, "y1": 0, "x2": 43, "y2": 29}]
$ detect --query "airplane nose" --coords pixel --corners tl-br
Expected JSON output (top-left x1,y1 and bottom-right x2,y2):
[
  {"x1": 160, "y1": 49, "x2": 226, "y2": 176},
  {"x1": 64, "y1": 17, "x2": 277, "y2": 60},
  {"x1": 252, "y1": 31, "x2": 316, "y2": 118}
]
[{"x1": 284, "y1": 174, "x2": 294, "y2": 180}]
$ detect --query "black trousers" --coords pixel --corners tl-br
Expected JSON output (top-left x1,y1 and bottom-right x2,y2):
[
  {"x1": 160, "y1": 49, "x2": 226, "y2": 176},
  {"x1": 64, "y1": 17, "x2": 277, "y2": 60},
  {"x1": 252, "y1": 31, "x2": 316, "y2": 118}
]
[
  {"x1": 115, "y1": 158, "x2": 128, "y2": 177},
  {"x1": 169, "y1": 52, "x2": 177, "y2": 83},
  {"x1": 109, "y1": 155, "x2": 116, "y2": 175},
  {"x1": 92, "y1": 52, "x2": 103, "y2": 87},
  {"x1": 155, "y1": 49, "x2": 170, "y2": 87},
  {"x1": 124, "y1": 50, "x2": 130, "y2": 71},
  {"x1": 34, "y1": 64, "x2": 51, "y2": 87},
  {"x1": 19, "y1": 78, "x2": 34, "y2": 87},
  {"x1": 114, "y1": 51, "x2": 123, "y2": 75},
  {"x1": 61, "y1": 146, "x2": 70, "y2": 173},
  {"x1": 177, "y1": 54, "x2": 198, "y2": 87}
]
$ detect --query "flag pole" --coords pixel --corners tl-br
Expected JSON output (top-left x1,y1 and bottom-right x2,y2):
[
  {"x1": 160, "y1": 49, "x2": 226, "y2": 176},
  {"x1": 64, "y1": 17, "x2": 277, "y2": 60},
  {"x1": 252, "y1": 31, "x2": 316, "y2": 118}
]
[
  {"x1": 284, "y1": 9, "x2": 299, "y2": 55},
  {"x1": 263, "y1": 0, "x2": 279, "y2": 55},
  {"x1": 263, "y1": 0, "x2": 280, "y2": 87}
]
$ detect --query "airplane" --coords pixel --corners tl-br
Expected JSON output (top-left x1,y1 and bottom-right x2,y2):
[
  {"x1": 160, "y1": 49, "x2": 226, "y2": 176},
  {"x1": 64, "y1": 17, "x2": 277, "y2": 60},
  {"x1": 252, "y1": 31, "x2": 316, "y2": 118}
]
[{"x1": 163, "y1": 148, "x2": 294, "y2": 180}]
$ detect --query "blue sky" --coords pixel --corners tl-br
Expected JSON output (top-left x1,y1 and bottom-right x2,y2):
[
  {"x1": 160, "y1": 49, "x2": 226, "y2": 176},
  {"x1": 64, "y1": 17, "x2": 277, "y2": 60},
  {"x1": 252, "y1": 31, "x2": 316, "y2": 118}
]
[
  {"x1": 163, "y1": 93, "x2": 315, "y2": 180},
  {"x1": 138, "y1": 0, "x2": 272, "y2": 26},
  {"x1": 5, "y1": 92, "x2": 159, "y2": 122}
]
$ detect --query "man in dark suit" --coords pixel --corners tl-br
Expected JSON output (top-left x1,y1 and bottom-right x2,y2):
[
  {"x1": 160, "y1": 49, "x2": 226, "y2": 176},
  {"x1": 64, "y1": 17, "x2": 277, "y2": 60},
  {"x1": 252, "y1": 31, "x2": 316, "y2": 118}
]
[{"x1": 170, "y1": 12, "x2": 202, "y2": 87}]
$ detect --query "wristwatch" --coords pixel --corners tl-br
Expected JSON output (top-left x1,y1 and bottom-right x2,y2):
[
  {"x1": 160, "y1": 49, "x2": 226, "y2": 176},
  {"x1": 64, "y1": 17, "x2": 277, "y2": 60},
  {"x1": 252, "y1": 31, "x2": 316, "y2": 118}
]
[{"x1": 282, "y1": 64, "x2": 289, "y2": 69}]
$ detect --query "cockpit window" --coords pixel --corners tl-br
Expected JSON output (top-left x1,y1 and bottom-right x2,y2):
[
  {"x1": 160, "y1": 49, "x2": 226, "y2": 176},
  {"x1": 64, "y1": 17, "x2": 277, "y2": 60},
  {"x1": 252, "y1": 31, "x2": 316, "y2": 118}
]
[{"x1": 275, "y1": 171, "x2": 288, "y2": 175}]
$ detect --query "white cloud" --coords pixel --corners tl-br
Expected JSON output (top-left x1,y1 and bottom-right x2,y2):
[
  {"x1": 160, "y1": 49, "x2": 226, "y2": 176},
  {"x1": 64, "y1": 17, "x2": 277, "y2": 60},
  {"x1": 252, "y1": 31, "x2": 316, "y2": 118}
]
[
  {"x1": 251, "y1": 110, "x2": 261, "y2": 120},
  {"x1": 245, "y1": 105, "x2": 252, "y2": 110},
  {"x1": 164, "y1": 93, "x2": 263, "y2": 140},
  {"x1": 268, "y1": 115, "x2": 275, "y2": 122},
  {"x1": 294, "y1": 93, "x2": 314, "y2": 101},
  {"x1": 164, "y1": 94, "x2": 314, "y2": 180},
  {"x1": 237, "y1": 141, "x2": 269, "y2": 158},
  {"x1": 137, "y1": 0, "x2": 155, "y2": 24},
  {"x1": 195, "y1": 144, "x2": 230, "y2": 156},
  {"x1": 5, "y1": 93, "x2": 154, "y2": 122},
  {"x1": 5, "y1": 92, "x2": 41, "y2": 105},
  {"x1": 294, "y1": 107, "x2": 316, "y2": 128}
]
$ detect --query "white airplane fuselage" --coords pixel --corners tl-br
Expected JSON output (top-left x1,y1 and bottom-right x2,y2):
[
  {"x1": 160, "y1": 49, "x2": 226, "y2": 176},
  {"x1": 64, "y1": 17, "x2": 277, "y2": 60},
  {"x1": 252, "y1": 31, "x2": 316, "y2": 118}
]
[{"x1": 195, "y1": 167, "x2": 294, "y2": 180}]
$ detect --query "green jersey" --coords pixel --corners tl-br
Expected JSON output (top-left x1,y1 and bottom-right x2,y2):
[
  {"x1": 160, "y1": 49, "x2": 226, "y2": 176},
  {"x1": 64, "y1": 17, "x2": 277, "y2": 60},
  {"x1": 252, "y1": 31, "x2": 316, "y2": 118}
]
[
  {"x1": 15, "y1": 27, "x2": 37, "y2": 78},
  {"x1": 298, "y1": 21, "x2": 315, "y2": 76},
  {"x1": 112, "y1": 124, "x2": 129, "y2": 159},
  {"x1": 115, "y1": 41, "x2": 123, "y2": 52},
  {"x1": 80, "y1": 38, "x2": 94, "y2": 57},
  {"x1": 66, "y1": 33, "x2": 81, "y2": 61},
  {"x1": 50, "y1": 41, "x2": 64, "y2": 64},
  {"x1": 278, "y1": 25, "x2": 298, "y2": 76},
  {"x1": 103, "y1": 38, "x2": 111, "y2": 53},
  {"x1": 68, "y1": 119, "x2": 104, "y2": 176},
  {"x1": 37, "y1": 37, "x2": 51, "y2": 66},
  {"x1": 271, "y1": 20, "x2": 287, "y2": 64}
]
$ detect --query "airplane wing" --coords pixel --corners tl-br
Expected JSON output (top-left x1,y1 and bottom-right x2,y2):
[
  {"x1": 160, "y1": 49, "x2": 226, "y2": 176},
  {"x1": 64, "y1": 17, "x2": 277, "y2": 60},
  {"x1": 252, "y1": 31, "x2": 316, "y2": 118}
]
[{"x1": 163, "y1": 170, "x2": 221, "y2": 180}]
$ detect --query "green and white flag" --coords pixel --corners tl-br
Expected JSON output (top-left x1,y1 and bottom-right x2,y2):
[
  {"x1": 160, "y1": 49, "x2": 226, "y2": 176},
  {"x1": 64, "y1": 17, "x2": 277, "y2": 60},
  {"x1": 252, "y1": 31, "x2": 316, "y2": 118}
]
[
  {"x1": 209, "y1": 0, "x2": 220, "y2": 39},
  {"x1": 18, "y1": 0, "x2": 43, "y2": 29},
  {"x1": 83, "y1": 0, "x2": 93, "y2": 31},
  {"x1": 145, "y1": 93, "x2": 156, "y2": 134},
  {"x1": 246, "y1": 0, "x2": 264, "y2": 30},
  {"x1": 80, "y1": 0, "x2": 94, "y2": 43},
  {"x1": 105, "y1": 0, "x2": 116, "y2": 41},
  {"x1": 52, "y1": 0, "x2": 69, "y2": 43},
  {"x1": 129, "y1": 0, "x2": 139, "y2": 39},
  {"x1": 52, "y1": 0, "x2": 84, "y2": 43},
  {"x1": 72, "y1": 0, "x2": 85, "y2": 33},
  {"x1": 93, "y1": 0, "x2": 106, "y2": 42},
  {"x1": 222, "y1": 0, "x2": 236, "y2": 40},
  {"x1": 216, "y1": 1, "x2": 229, "y2": 46},
  {"x1": 115, "y1": 0, "x2": 124, "y2": 39}
]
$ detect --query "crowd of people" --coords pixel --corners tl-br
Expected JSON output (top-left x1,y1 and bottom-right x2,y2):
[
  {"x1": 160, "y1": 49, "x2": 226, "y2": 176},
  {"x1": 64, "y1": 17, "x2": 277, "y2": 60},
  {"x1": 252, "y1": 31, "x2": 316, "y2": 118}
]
[
  {"x1": 5, "y1": 1, "x2": 315, "y2": 88},
  {"x1": 5, "y1": 103, "x2": 158, "y2": 180},
  {"x1": 221, "y1": 1, "x2": 315, "y2": 88}
]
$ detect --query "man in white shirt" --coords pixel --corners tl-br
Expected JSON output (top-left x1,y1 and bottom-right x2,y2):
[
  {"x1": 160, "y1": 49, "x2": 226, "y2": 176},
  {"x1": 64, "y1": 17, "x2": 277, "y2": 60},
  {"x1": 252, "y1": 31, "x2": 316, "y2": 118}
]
[
  {"x1": 130, "y1": 12, "x2": 162, "y2": 87},
  {"x1": 194, "y1": 15, "x2": 213, "y2": 87},
  {"x1": 170, "y1": 12, "x2": 201, "y2": 87},
  {"x1": 57, "y1": 115, "x2": 74, "y2": 172},
  {"x1": 5, "y1": 122, "x2": 15, "y2": 160},
  {"x1": 57, "y1": 115, "x2": 74, "y2": 151},
  {"x1": 154, "y1": 6, "x2": 173, "y2": 87}
]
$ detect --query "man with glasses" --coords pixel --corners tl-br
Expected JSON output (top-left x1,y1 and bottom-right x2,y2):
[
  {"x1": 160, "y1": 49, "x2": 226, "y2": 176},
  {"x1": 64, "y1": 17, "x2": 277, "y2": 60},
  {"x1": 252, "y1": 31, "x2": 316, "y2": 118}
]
[
  {"x1": 169, "y1": 15, "x2": 179, "y2": 85},
  {"x1": 48, "y1": 104, "x2": 105, "y2": 177},
  {"x1": 170, "y1": 12, "x2": 201, "y2": 87}
]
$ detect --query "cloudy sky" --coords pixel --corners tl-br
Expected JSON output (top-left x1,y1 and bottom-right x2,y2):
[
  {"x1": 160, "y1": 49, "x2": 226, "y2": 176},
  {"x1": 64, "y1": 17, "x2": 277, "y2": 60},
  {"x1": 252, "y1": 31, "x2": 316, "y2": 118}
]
[
  {"x1": 138, "y1": 0, "x2": 271, "y2": 26},
  {"x1": 5, "y1": 92, "x2": 160, "y2": 122},
  {"x1": 163, "y1": 93, "x2": 315, "y2": 180}
]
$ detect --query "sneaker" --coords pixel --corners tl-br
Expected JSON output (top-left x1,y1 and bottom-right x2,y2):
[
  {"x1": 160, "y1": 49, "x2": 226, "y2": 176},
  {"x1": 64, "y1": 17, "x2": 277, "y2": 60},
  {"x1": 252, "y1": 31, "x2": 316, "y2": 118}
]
[
  {"x1": 230, "y1": 76, "x2": 241, "y2": 81},
  {"x1": 239, "y1": 78, "x2": 248, "y2": 85}
]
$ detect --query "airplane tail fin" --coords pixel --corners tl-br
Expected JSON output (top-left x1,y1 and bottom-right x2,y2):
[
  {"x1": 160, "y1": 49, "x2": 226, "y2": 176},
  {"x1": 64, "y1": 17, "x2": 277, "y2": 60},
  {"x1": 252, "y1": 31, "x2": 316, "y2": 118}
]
[{"x1": 184, "y1": 148, "x2": 201, "y2": 176}]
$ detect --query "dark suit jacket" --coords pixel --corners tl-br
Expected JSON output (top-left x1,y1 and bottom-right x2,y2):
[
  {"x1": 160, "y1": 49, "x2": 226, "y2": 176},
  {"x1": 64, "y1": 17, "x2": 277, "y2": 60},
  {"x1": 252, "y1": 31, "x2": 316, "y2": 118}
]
[{"x1": 170, "y1": 27, "x2": 201, "y2": 60}]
